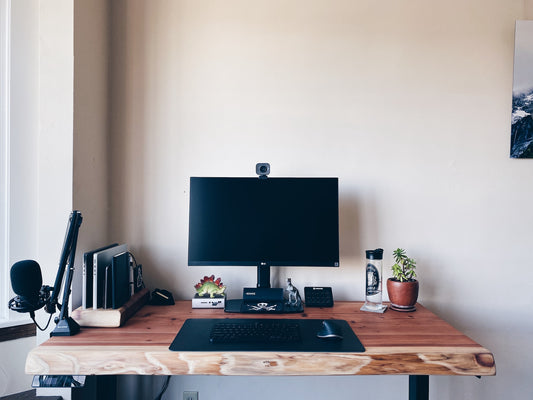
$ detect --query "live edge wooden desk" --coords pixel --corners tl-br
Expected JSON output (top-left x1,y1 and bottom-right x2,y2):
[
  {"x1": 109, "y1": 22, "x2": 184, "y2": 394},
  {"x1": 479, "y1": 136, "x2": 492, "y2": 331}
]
[{"x1": 26, "y1": 301, "x2": 495, "y2": 400}]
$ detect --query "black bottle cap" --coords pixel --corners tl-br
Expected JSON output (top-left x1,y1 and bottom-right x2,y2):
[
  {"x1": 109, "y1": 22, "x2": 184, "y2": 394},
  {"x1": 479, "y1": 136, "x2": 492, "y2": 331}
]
[{"x1": 365, "y1": 248, "x2": 383, "y2": 260}]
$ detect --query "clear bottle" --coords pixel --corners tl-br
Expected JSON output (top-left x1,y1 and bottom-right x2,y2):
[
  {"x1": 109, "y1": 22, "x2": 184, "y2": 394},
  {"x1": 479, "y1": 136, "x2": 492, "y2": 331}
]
[{"x1": 361, "y1": 248, "x2": 387, "y2": 313}]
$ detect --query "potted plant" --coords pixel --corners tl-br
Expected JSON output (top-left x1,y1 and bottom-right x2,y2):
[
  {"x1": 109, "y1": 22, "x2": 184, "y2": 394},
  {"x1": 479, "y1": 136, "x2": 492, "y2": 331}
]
[{"x1": 386, "y1": 248, "x2": 418, "y2": 312}]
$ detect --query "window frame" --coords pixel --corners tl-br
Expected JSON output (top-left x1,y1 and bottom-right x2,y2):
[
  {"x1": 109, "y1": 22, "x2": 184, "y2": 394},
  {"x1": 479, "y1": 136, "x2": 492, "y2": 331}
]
[
  {"x1": 0, "y1": 0, "x2": 11, "y2": 324},
  {"x1": 0, "y1": 0, "x2": 33, "y2": 338}
]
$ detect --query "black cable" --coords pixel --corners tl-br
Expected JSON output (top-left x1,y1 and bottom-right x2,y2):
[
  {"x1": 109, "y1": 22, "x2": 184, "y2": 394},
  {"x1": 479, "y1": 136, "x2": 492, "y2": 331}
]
[
  {"x1": 153, "y1": 376, "x2": 171, "y2": 400},
  {"x1": 31, "y1": 311, "x2": 54, "y2": 331},
  {"x1": 127, "y1": 251, "x2": 145, "y2": 292},
  {"x1": 127, "y1": 251, "x2": 138, "y2": 268}
]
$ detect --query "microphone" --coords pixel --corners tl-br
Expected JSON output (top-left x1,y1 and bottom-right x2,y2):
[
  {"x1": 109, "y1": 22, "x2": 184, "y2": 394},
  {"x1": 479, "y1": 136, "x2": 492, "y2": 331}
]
[
  {"x1": 7, "y1": 211, "x2": 82, "y2": 336},
  {"x1": 8, "y1": 260, "x2": 52, "y2": 314}
]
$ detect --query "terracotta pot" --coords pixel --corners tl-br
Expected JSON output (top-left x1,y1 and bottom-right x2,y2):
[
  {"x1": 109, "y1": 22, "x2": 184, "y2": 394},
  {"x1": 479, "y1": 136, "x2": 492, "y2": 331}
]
[{"x1": 387, "y1": 278, "x2": 419, "y2": 311}]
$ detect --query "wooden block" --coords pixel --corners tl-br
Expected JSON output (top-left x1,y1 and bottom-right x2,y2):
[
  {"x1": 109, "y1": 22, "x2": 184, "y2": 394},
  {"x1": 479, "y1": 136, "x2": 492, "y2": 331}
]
[{"x1": 72, "y1": 288, "x2": 149, "y2": 327}]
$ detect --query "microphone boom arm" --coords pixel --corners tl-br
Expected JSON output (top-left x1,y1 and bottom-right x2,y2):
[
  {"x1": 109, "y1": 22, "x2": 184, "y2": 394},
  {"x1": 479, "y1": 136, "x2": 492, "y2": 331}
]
[{"x1": 49, "y1": 211, "x2": 83, "y2": 336}]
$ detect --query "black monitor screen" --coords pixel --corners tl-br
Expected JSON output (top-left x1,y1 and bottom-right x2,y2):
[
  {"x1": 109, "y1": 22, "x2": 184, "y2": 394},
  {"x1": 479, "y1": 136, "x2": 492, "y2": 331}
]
[{"x1": 188, "y1": 177, "x2": 339, "y2": 267}]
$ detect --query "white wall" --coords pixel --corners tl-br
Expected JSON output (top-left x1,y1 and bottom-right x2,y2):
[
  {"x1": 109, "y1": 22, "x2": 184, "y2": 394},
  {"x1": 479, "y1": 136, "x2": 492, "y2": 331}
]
[
  {"x1": 2, "y1": 0, "x2": 111, "y2": 394},
  {"x1": 8, "y1": 0, "x2": 39, "y2": 287},
  {"x1": 35, "y1": 0, "x2": 74, "y2": 342},
  {"x1": 0, "y1": 1, "x2": 41, "y2": 396},
  {"x1": 1, "y1": 0, "x2": 74, "y2": 396},
  {"x1": 38, "y1": 0, "x2": 75, "y2": 345},
  {"x1": 0, "y1": 337, "x2": 37, "y2": 396},
  {"x1": 107, "y1": 1, "x2": 533, "y2": 399}
]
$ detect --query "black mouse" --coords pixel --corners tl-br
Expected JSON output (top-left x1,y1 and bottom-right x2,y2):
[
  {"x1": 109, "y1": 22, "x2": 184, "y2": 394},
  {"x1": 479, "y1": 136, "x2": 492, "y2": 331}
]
[{"x1": 317, "y1": 320, "x2": 343, "y2": 340}]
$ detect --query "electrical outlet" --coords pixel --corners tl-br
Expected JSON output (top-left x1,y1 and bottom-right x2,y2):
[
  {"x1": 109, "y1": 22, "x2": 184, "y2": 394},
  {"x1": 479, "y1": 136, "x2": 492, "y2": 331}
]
[{"x1": 184, "y1": 391, "x2": 198, "y2": 400}]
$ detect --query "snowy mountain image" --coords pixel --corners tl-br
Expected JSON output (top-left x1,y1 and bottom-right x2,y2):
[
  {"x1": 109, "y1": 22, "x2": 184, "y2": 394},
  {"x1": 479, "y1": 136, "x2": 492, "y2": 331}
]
[
  {"x1": 510, "y1": 21, "x2": 533, "y2": 159},
  {"x1": 511, "y1": 90, "x2": 533, "y2": 158}
]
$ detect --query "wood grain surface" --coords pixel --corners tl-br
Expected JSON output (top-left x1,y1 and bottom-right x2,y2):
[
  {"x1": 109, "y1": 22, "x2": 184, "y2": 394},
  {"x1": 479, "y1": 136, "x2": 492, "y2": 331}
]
[
  {"x1": 26, "y1": 301, "x2": 495, "y2": 377},
  {"x1": 71, "y1": 288, "x2": 150, "y2": 327}
]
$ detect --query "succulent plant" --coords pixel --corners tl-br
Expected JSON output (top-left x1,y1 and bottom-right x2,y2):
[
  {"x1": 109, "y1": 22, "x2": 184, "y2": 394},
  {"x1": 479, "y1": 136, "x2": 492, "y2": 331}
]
[{"x1": 391, "y1": 248, "x2": 417, "y2": 282}]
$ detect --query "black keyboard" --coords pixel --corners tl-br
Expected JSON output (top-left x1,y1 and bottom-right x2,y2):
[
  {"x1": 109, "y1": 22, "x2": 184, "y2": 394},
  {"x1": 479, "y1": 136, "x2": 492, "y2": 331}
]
[{"x1": 209, "y1": 319, "x2": 302, "y2": 344}]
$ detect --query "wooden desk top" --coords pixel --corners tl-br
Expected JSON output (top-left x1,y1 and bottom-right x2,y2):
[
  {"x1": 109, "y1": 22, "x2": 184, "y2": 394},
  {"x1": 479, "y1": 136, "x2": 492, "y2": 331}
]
[{"x1": 26, "y1": 301, "x2": 495, "y2": 377}]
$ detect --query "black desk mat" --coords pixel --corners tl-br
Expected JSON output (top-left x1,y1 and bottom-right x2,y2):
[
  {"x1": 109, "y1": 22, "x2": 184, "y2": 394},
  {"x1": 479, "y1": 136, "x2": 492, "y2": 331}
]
[{"x1": 169, "y1": 318, "x2": 365, "y2": 353}]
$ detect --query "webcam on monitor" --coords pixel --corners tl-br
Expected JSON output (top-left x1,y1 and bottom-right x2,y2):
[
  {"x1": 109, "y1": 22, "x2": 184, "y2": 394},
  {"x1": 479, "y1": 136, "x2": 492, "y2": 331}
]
[{"x1": 256, "y1": 163, "x2": 270, "y2": 178}]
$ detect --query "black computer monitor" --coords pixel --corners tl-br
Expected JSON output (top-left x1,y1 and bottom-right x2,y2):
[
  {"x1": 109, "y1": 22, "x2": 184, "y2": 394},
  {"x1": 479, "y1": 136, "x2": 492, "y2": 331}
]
[{"x1": 188, "y1": 177, "x2": 339, "y2": 288}]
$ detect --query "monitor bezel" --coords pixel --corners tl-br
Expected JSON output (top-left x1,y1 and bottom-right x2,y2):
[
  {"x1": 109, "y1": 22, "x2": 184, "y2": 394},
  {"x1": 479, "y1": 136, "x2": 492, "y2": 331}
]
[{"x1": 187, "y1": 176, "x2": 340, "y2": 287}]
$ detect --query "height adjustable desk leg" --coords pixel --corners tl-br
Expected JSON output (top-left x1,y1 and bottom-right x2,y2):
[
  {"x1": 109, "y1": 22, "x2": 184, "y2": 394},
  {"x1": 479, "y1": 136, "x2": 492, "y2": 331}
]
[
  {"x1": 409, "y1": 375, "x2": 429, "y2": 400},
  {"x1": 96, "y1": 375, "x2": 117, "y2": 400}
]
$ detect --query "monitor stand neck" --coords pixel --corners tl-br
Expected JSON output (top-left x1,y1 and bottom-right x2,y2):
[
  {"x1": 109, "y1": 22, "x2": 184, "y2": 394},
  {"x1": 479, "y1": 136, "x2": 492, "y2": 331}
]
[
  {"x1": 257, "y1": 264, "x2": 271, "y2": 288},
  {"x1": 222, "y1": 264, "x2": 304, "y2": 314}
]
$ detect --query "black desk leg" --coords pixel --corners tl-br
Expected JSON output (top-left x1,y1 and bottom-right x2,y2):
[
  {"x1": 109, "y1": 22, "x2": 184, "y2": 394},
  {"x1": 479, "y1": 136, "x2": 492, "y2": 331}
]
[
  {"x1": 409, "y1": 375, "x2": 429, "y2": 400},
  {"x1": 96, "y1": 375, "x2": 117, "y2": 400}
]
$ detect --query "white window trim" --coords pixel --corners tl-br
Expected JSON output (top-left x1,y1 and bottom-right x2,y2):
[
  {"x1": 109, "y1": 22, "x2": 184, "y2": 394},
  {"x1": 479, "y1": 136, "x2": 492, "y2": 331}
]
[
  {"x1": 0, "y1": 0, "x2": 31, "y2": 329},
  {"x1": 0, "y1": 0, "x2": 11, "y2": 323}
]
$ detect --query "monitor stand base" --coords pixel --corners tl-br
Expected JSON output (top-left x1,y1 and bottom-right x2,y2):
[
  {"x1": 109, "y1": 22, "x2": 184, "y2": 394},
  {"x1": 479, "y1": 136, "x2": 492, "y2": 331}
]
[{"x1": 224, "y1": 299, "x2": 304, "y2": 314}]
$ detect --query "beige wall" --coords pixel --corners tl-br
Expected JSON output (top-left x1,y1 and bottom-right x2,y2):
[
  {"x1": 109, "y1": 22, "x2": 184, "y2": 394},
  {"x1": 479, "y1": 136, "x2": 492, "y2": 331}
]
[
  {"x1": 6, "y1": 0, "x2": 531, "y2": 398},
  {"x1": 106, "y1": 1, "x2": 532, "y2": 399},
  {"x1": 5, "y1": 0, "x2": 530, "y2": 398},
  {"x1": 526, "y1": 0, "x2": 533, "y2": 18},
  {"x1": 73, "y1": 0, "x2": 111, "y2": 308}
]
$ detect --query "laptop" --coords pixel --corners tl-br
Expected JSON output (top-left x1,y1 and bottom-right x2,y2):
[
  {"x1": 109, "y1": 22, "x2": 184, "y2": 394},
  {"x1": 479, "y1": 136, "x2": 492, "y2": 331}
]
[
  {"x1": 82, "y1": 244, "x2": 118, "y2": 309},
  {"x1": 93, "y1": 244, "x2": 128, "y2": 309}
]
